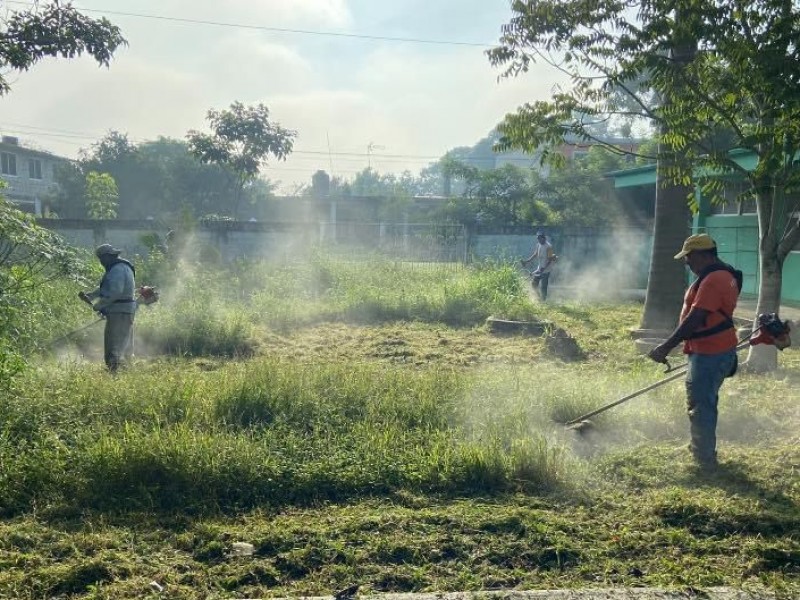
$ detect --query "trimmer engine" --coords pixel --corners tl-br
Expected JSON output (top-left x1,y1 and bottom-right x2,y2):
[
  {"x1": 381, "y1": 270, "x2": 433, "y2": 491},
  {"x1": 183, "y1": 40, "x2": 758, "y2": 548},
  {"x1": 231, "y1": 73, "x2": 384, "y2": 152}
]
[
  {"x1": 136, "y1": 285, "x2": 160, "y2": 306},
  {"x1": 751, "y1": 312, "x2": 792, "y2": 350}
]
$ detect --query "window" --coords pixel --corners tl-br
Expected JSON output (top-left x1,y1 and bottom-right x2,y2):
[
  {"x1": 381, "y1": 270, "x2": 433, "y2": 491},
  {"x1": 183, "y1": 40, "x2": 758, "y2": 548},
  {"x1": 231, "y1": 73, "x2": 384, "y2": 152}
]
[
  {"x1": 571, "y1": 149, "x2": 589, "y2": 161},
  {"x1": 738, "y1": 197, "x2": 757, "y2": 214},
  {"x1": 710, "y1": 180, "x2": 756, "y2": 215},
  {"x1": 1, "y1": 152, "x2": 17, "y2": 176},
  {"x1": 28, "y1": 158, "x2": 42, "y2": 180}
]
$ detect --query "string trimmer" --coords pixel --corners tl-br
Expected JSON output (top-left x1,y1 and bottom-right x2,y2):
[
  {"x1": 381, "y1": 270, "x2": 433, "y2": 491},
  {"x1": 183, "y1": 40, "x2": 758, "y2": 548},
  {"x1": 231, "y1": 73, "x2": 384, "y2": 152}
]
[
  {"x1": 48, "y1": 286, "x2": 160, "y2": 349},
  {"x1": 47, "y1": 317, "x2": 105, "y2": 348},
  {"x1": 565, "y1": 313, "x2": 792, "y2": 432}
]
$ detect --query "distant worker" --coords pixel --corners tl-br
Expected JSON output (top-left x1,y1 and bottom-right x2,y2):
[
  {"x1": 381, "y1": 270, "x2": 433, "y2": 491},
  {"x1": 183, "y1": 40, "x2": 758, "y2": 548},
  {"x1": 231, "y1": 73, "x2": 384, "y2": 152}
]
[
  {"x1": 157, "y1": 230, "x2": 174, "y2": 255},
  {"x1": 521, "y1": 231, "x2": 557, "y2": 301},
  {"x1": 79, "y1": 244, "x2": 137, "y2": 373},
  {"x1": 647, "y1": 234, "x2": 742, "y2": 471}
]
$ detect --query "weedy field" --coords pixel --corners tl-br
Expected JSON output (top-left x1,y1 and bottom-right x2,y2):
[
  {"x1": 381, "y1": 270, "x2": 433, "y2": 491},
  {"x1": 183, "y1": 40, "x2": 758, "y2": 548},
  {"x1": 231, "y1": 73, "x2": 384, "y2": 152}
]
[{"x1": 0, "y1": 256, "x2": 797, "y2": 599}]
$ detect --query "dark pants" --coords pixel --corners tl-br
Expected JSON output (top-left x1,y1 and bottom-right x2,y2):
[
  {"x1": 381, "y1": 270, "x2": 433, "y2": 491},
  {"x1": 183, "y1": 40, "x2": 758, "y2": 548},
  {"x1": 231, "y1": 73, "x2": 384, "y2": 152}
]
[
  {"x1": 685, "y1": 349, "x2": 737, "y2": 467},
  {"x1": 104, "y1": 313, "x2": 134, "y2": 373},
  {"x1": 532, "y1": 272, "x2": 550, "y2": 301}
]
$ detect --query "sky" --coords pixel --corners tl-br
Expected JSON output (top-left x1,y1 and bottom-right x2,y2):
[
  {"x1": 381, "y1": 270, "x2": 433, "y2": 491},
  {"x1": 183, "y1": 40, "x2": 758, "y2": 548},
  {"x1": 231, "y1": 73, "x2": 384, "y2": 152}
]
[{"x1": 0, "y1": 0, "x2": 565, "y2": 193}]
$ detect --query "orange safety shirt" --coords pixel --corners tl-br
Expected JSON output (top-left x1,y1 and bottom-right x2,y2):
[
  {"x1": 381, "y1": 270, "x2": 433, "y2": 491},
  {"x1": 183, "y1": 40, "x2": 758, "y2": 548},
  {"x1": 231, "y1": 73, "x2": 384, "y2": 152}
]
[{"x1": 681, "y1": 270, "x2": 739, "y2": 355}]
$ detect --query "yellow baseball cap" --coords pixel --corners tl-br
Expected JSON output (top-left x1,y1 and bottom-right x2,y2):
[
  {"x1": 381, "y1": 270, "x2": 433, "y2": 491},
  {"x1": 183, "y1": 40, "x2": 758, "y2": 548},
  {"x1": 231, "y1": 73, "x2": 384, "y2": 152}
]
[{"x1": 674, "y1": 233, "x2": 716, "y2": 259}]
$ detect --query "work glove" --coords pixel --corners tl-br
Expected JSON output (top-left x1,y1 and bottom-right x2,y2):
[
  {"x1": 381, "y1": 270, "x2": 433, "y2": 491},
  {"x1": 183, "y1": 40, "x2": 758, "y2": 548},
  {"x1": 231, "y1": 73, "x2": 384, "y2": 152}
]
[{"x1": 647, "y1": 344, "x2": 671, "y2": 365}]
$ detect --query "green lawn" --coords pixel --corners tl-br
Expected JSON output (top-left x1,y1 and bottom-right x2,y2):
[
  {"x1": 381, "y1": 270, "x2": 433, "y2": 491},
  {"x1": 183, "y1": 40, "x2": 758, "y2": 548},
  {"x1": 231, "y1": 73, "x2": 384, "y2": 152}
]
[{"x1": 0, "y1": 259, "x2": 797, "y2": 599}]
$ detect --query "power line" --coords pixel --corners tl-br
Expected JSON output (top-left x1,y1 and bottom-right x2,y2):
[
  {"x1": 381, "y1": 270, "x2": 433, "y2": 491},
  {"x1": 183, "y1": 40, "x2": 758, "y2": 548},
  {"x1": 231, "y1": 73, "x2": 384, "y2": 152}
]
[
  {"x1": 6, "y1": 1, "x2": 494, "y2": 48},
  {"x1": 0, "y1": 122, "x2": 444, "y2": 161},
  {"x1": 2, "y1": 123, "x2": 544, "y2": 170}
]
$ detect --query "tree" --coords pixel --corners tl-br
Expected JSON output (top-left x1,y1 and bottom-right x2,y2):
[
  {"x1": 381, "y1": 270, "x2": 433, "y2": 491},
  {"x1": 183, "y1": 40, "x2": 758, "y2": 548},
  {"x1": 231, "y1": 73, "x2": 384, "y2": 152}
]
[
  {"x1": 0, "y1": 2, "x2": 125, "y2": 95},
  {"x1": 528, "y1": 147, "x2": 631, "y2": 227},
  {"x1": 488, "y1": 1, "x2": 699, "y2": 336},
  {"x1": 187, "y1": 102, "x2": 296, "y2": 219},
  {"x1": 438, "y1": 162, "x2": 551, "y2": 227},
  {"x1": 54, "y1": 133, "x2": 277, "y2": 220},
  {"x1": 84, "y1": 171, "x2": 119, "y2": 219},
  {"x1": 0, "y1": 193, "x2": 81, "y2": 347},
  {"x1": 489, "y1": 1, "x2": 800, "y2": 370}
]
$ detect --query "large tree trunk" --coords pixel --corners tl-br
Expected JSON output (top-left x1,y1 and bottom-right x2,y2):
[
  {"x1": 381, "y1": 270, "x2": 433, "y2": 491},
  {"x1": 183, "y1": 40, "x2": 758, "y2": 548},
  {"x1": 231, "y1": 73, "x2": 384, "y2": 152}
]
[
  {"x1": 746, "y1": 248, "x2": 782, "y2": 371},
  {"x1": 745, "y1": 186, "x2": 784, "y2": 372},
  {"x1": 638, "y1": 155, "x2": 692, "y2": 334},
  {"x1": 638, "y1": 8, "x2": 695, "y2": 335}
]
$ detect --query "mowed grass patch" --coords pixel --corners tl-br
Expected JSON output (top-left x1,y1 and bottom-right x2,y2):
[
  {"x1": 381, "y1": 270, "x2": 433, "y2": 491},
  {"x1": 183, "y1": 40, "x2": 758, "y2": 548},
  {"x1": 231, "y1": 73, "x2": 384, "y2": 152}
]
[
  {"x1": 128, "y1": 258, "x2": 540, "y2": 357},
  {"x1": 4, "y1": 327, "x2": 797, "y2": 518},
  {"x1": 0, "y1": 442, "x2": 796, "y2": 600}
]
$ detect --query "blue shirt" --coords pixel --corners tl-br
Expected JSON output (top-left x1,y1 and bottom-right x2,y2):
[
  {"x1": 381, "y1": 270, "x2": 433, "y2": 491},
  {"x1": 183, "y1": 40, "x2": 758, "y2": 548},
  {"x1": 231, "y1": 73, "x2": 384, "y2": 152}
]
[{"x1": 87, "y1": 261, "x2": 137, "y2": 314}]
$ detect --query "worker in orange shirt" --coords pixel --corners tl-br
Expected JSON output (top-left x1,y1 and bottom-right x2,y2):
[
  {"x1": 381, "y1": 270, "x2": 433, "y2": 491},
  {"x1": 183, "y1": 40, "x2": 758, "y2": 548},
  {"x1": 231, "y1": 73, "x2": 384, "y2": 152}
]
[{"x1": 648, "y1": 234, "x2": 742, "y2": 471}]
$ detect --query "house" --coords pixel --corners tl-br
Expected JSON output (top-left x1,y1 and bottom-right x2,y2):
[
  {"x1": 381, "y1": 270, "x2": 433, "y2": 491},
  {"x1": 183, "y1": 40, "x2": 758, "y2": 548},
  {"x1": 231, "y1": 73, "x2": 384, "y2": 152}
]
[
  {"x1": 0, "y1": 135, "x2": 68, "y2": 215},
  {"x1": 607, "y1": 156, "x2": 800, "y2": 303},
  {"x1": 462, "y1": 131, "x2": 642, "y2": 179}
]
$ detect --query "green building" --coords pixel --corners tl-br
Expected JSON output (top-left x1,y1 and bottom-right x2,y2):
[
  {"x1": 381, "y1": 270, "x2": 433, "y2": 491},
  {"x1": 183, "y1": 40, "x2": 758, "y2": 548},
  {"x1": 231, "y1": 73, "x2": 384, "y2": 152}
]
[{"x1": 609, "y1": 155, "x2": 800, "y2": 303}]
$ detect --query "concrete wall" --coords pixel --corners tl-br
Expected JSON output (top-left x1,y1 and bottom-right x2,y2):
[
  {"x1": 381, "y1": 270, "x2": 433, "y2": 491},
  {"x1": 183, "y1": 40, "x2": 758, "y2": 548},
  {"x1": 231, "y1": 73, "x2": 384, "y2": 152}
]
[{"x1": 37, "y1": 219, "x2": 653, "y2": 293}]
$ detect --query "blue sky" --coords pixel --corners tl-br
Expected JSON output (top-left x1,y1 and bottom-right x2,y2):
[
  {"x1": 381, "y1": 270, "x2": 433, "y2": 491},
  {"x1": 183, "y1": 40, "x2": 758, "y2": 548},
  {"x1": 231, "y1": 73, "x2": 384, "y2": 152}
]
[{"x1": 0, "y1": 1, "x2": 564, "y2": 191}]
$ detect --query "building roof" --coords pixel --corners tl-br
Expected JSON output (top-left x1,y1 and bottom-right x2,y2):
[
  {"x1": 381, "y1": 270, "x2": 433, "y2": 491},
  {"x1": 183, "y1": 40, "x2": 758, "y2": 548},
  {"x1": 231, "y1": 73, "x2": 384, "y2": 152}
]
[
  {"x1": 0, "y1": 138, "x2": 69, "y2": 161},
  {"x1": 606, "y1": 149, "x2": 763, "y2": 189}
]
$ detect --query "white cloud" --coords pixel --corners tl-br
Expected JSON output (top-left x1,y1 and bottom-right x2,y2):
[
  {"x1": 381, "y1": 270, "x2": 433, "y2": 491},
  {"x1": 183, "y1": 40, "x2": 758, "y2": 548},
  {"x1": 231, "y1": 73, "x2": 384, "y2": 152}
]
[
  {"x1": 204, "y1": 33, "x2": 315, "y2": 98},
  {"x1": 261, "y1": 45, "x2": 565, "y2": 188},
  {"x1": 175, "y1": 0, "x2": 353, "y2": 28},
  {"x1": 0, "y1": 1, "x2": 565, "y2": 192}
]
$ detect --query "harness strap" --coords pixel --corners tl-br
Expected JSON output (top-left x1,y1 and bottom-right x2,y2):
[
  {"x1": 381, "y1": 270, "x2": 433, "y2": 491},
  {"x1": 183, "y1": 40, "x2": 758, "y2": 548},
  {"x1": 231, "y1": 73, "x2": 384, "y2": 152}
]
[{"x1": 685, "y1": 261, "x2": 741, "y2": 341}]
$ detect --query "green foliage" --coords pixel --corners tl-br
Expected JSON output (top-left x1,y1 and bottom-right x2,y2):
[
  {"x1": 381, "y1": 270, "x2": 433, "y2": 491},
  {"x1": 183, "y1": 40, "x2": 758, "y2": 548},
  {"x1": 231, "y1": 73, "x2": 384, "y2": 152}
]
[
  {"x1": 0, "y1": 197, "x2": 87, "y2": 357},
  {"x1": 83, "y1": 171, "x2": 119, "y2": 219},
  {"x1": 438, "y1": 148, "x2": 628, "y2": 227},
  {"x1": 490, "y1": 0, "x2": 800, "y2": 256},
  {"x1": 187, "y1": 102, "x2": 296, "y2": 218},
  {"x1": 53, "y1": 133, "x2": 279, "y2": 220},
  {"x1": 0, "y1": 3, "x2": 125, "y2": 95}
]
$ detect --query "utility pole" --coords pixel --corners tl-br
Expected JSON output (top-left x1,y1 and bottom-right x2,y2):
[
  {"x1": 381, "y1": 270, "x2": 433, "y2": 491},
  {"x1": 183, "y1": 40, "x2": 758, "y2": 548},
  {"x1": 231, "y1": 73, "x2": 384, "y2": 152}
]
[{"x1": 366, "y1": 141, "x2": 385, "y2": 169}]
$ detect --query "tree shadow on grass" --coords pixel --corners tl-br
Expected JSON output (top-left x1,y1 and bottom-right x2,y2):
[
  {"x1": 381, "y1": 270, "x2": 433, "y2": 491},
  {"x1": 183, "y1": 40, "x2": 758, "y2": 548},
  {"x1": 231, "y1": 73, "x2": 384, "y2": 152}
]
[{"x1": 659, "y1": 460, "x2": 800, "y2": 539}]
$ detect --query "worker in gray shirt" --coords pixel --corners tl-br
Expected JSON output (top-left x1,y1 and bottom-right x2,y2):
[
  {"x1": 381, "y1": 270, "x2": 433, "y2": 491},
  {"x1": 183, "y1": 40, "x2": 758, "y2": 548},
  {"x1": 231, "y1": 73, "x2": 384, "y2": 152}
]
[{"x1": 80, "y1": 244, "x2": 137, "y2": 373}]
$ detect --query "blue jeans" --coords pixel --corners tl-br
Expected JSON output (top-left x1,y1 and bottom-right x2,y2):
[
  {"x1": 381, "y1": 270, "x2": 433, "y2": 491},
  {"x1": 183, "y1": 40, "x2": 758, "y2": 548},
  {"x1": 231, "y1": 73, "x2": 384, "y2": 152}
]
[{"x1": 685, "y1": 349, "x2": 737, "y2": 465}]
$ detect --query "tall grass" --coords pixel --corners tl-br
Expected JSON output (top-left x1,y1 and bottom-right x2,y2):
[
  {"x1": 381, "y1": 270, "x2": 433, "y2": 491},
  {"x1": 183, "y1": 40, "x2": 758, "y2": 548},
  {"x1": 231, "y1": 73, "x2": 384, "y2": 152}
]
[
  {"x1": 2, "y1": 344, "x2": 797, "y2": 516},
  {"x1": 3, "y1": 255, "x2": 797, "y2": 518},
  {"x1": 0, "y1": 357, "x2": 575, "y2": 514}
]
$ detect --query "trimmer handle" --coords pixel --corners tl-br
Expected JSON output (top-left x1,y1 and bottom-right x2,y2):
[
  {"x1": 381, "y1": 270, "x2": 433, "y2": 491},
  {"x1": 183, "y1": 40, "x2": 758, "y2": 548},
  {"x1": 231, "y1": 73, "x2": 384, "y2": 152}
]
[{"x1": 78, "y1": 291, "x2": 93, "y2": 307}]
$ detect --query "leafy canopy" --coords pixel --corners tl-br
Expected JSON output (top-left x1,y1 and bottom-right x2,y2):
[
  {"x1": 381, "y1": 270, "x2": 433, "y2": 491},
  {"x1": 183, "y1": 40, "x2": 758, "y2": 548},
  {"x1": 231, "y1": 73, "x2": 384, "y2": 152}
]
[
  {"x1": 0, "y1": 193, "x2": 81, "y2": 302},
  {"x1": 84, "y1": 171, "x2": 119, "y2": 219},
  {"x1": 187, "y1": 102, "x2": 296, "y2": 186},
  {"x1": 0, "y1": 1, "x2": 126, "y2": 95},
  {"x1": 489, "y1": 0, "x2": 800, "y2": 256}
]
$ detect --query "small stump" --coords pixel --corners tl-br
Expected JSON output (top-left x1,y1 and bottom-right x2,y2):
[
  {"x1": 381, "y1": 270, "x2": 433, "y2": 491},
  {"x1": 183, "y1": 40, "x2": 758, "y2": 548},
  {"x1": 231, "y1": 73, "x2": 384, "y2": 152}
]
[{"x1": 486, "y1": 317, "x2": 550, "y2": 336}]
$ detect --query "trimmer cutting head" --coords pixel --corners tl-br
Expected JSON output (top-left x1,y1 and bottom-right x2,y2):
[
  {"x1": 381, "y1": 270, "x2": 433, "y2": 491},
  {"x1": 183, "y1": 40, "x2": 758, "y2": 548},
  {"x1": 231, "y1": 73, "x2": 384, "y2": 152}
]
[{"x1": 566, "y1": 419, "x2": 594, "y2": 434}]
